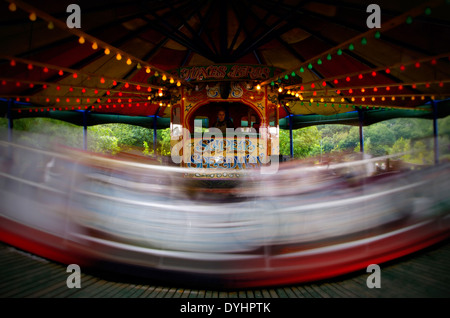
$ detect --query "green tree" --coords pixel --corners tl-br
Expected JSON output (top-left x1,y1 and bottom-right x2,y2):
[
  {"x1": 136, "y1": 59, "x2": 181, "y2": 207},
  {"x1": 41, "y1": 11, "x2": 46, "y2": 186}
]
[
  {"x1": 157, "y1": 128, "x2": 172, "y2": 156},
  {"x1": 279, "y1": 126, "x2": 321, "y2": 158},
  {"x1": 390, "y1": 137, "x2": 411, "y2": 161},
  {"x1": 88, "y1": 125, "x2": 120, "y2": 154}
]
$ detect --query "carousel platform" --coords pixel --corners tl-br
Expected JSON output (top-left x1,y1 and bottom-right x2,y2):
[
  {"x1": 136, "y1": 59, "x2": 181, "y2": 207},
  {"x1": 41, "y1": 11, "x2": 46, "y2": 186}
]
[{"x1": 1, "y1": 238, "x2": 449, "y2": 298}]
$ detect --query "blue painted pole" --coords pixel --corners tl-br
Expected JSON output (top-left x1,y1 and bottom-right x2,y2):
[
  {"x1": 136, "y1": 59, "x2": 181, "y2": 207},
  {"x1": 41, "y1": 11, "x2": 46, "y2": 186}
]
[
  {"x1": 153, "y1": 107, "x2": 161, "y2": 158},
  {"x1": 153, "y1": 116, "x2": 157, "y2": 158},
  {"x1": 7, "y1": 99, "x2": 14, "y2": 143},
  {"x1": 358, "y1": 108, "x2": 364, "y2": 153},
  {"x1": 432, "y1": 100, "x2": 439, "y2": 165},
  {"x1": 83, "y1": 110, "x2": 87, "y2": 151},
  {"x1": 289, "y1": 114, "x2": 294, "y2": 158}
]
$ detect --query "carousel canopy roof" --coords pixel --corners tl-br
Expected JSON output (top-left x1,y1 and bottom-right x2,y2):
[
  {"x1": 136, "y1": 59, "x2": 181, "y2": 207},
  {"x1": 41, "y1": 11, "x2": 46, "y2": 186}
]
[{"x1": 1, "y1": 0, "x2": 450, "y2": 128}]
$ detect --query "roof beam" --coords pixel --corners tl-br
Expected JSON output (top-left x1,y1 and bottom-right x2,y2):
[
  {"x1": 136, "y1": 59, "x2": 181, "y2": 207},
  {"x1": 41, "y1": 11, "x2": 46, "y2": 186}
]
[
  {"x1": 260, "y1": 0, "x2": 446, "y2": 86},
  {"x1": 140, "y1": 3, "x2": 218, "y2": 61},
  {"x1": 231, "y1": 0, "x2": 305, "y2": 59},
  {"x1": 271, "y1": 1, "x2": 446, "y2": 57},
  {"x1": 164, "y1": 0, "x2": 218, "y2": 59},
  {"x1": 194, "y1": 0, "x2": 220, "y2": 56},
  {"x1": 230, "y1": 0, "x2": 282, "y2": 59},
  {"x1": 219, "y1": 1, "x2": 229, "y2": 58},
  {"x1": 6, "y1": 0, "x2": 185, "y2": 84}
]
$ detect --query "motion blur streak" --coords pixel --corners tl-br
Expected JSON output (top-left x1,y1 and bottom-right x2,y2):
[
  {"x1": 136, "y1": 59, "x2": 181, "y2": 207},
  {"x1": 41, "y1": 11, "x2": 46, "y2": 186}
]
[{"x1": 1, "y1": 130, "x2": 450, "y2": 288}]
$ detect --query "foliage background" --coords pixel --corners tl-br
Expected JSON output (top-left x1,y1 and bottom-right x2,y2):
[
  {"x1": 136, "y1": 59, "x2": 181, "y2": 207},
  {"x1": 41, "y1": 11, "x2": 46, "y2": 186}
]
[{"x1": 1, "y1": 116, "x2": 449, "y2": 164}]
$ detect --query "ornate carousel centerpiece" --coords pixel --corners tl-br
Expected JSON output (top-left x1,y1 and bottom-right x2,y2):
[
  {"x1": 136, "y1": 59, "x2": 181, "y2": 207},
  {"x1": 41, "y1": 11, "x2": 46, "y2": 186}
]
[{"x1": 148, "y1": 64, "x2": 302, "y2": 179}]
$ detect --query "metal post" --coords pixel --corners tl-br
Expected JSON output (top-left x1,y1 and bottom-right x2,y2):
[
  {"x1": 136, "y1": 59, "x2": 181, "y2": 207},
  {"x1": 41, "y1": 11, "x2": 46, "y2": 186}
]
[
  {"x1": 153, "y1": 116, "x2": 157, "y2": 158},
  {"x1": 289, "y1": 114, "x2": 294, "y2": 158},
  {"x1": 7, "y1": 99, "x2": 14, "y2": 143},
  {"x1": 83, "y1": 110, "x2": 87, "y2": 151},
  {"x1": 432, "y1": 100, "x2": 439, "y2": 165},
  {"x1": 358, "y1": 108, "x2": 364, "y2": 153},
  {"x1": 153, "y1": 107, "x2": 161, "y2": 158},
  {"x1": 320, "y1": 139, "x2": 323, "y2": 163}
]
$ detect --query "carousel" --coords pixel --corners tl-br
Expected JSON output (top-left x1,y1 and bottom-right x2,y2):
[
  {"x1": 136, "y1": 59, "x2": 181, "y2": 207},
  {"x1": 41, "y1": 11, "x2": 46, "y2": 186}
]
[{"x1": 1, "y1": 0, "x2": 450, "y2": 288}]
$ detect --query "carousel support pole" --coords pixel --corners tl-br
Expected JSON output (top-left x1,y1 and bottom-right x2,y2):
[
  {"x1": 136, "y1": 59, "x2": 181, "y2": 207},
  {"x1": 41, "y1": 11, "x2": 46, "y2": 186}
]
[
  {"x1": 432, "y1": 100, "x2": 439, "y2": 165},
  {"x1": 289, "y1": 114, "x2": 294, "y2": 159},
  {"x1": 153, "y1": 107, "x2": 161, "y2": 158},
  {"x1": 283, "y1": 104, "x2": 294, "y2": 159},
  {"x1": 358, "y1": 108, "x2": 364, "y2": 153},
  {"x1": 82, "y1": 110, "x2": 88, "y2": 151},
  {"x1": 7, "y1": 99, "x2": 14, "y2": 143}
]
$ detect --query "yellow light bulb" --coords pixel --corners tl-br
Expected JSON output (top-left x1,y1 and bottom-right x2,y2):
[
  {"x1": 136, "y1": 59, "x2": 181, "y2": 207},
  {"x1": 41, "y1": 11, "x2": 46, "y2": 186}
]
[
  {"x1": 170, "y1": 78, "x2": 174, "y2": 84},
  {"x1": 256, "y1": 84, "x2": 261, "y2": 90},
  {"x1": 104, "y1": 48, "x2": 110, "y2": 55},
  {"x1": 116, "y1": 53, "x2": 122, "y2": 61},
  {"x1": 47, "y1": 21, "x2": 54, "y2": 29},
  {"x1": 278, "y1": 87, "x2": 283, "y2": 93},
  {"x1": 92, "y1": 42, "x2": 98, "y2": 50},
  {"x1": 126, "y1": 58, "x2": 132, "y2": 65},
  {"x1": 78, "y1": 36, "x2": 85, "y2": 44},
  {"x1": 176, "y1": 81, "x2": 181, "y2": 87},
  {"x1": 29, "y1": 12, "x2": 37, "y2": 21},
  {"x1": 9, "y1": 3, "x2": 17, "y2": 11},
  {"x1": 162, "y1": 74, "x2": 167, "y2": 81},
  {"x1": 146, "y1": 67, "x2": 151, "y2": 74}
]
